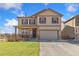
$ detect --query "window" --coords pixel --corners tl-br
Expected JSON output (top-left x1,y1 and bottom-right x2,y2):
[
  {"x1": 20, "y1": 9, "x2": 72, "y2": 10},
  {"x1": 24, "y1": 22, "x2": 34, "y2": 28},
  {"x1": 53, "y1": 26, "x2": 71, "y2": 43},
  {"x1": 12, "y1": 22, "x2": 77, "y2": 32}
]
[
  {"x1": 22, "y1": 30, "x2": 30, "y2": 35},
  {"x1": 29, "y1": 19, "x2": 35, "y2": 24},
  {"x1": 52, "y1": 17, "x2": 58, "y2": 23},
  {"x1": 22, "y1": 19, "x2": 28, "y2": 25},
  {"x1": 21, "y1": 30, "x2": 30, "y2": 38},
  {"x1": 39, "y1": 17, "x2": 46, "y2": 24}
]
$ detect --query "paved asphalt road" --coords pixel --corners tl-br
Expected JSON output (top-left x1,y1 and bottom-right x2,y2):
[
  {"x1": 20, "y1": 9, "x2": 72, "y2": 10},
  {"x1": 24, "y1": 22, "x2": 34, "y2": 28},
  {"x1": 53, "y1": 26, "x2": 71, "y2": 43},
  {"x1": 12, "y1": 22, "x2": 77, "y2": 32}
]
[{"x1": 40, "y1": 41, "x2": 79, "y2": 56}]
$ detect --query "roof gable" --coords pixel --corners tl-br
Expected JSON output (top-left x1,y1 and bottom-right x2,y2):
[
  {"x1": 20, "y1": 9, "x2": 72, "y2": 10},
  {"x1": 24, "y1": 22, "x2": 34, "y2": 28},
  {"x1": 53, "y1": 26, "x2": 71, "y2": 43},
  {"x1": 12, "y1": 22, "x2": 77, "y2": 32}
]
[{"x1": 32, "y1": 8, "x2": 63, "y2": 16}]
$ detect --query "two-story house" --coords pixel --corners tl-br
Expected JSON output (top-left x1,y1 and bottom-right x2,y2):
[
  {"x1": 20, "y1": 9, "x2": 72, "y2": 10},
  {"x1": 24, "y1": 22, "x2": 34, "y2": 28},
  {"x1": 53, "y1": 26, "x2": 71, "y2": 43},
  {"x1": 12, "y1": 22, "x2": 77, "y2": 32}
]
[
  {"x1": 17, "y1": 8, "x2": 63, "y2": 41},
  {"x1": 62, "y1": 14, "x2": 79, "y2": 40}
]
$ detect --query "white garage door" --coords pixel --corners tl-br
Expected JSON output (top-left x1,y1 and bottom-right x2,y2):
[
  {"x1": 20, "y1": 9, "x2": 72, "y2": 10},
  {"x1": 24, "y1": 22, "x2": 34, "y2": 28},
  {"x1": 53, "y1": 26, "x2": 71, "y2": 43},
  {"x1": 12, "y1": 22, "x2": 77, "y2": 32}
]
[{"x1": 40, "y1": 31, "x2": 58, "y2": 41}]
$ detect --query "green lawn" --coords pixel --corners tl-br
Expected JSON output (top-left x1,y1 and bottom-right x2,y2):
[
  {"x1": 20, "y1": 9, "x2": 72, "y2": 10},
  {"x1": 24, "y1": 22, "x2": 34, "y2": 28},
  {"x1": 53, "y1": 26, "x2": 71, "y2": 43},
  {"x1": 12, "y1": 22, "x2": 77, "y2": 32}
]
[{"x1": 0, "y1": 42, "x2": 39, "y2": 56}]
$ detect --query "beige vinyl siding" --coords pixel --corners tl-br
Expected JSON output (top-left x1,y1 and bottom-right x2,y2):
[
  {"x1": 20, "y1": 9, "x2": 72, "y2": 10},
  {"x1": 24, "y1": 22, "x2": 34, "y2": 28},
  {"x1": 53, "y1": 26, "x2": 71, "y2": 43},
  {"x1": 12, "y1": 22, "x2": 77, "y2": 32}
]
[
  {"x1": 36, "y1": 9, "x2": 59, "y2": 16},
  {"x1": 61, "y1": 22, "x2": 65, "y2": 31},
  {"x1": 38, "y1": 26, "x2": 60, "y2": 30},
  {"x1": 18, "y1": 18, "x2": 23, "y2": 26},
  {"x1": 75, "y1": 15, "x2": 79, "y2": 26},
  {"x1": 75, "y1": 16, "x2": 79, "y2": 40},
  {"x1": 37, "y1": 16, "x2": 61, "y2": 26},
  {"x1": 62, "y1": 18, "x2": 76, "y2": 39},
  {"x1": 35, "y1": 9, "x2": 61, "y2": 26},
  {"x1": 65, "y1": 18, "x2": 75, "y2": 27}
]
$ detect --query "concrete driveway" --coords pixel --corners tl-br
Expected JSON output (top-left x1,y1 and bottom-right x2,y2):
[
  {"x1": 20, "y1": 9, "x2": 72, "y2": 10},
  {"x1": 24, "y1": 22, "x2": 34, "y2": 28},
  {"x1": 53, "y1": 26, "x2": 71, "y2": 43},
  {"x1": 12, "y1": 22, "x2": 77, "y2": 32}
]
[{"x1": 40, "y1": 41, "x2": 79, "y2": 56}]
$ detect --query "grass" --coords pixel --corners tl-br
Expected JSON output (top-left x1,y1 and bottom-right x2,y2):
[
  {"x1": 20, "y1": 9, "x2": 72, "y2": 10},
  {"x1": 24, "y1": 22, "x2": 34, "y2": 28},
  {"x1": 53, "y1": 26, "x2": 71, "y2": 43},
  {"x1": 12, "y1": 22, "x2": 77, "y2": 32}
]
[{"x1": 0, "y1": 42, "x2": 39, "y2": 56}]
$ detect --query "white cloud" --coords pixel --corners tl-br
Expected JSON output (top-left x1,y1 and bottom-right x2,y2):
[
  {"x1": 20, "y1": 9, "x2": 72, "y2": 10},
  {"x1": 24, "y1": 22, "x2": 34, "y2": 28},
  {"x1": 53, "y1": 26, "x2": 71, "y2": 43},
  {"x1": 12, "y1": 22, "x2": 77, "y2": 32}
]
[
  {"x1": 44, "y1": 3, "x2": 49, "y2": 6},
  {"x1": 18, "y1": 10, "x2": 25, "y2": 17},
  {"x1": 62, "y1": 18, "x2": 66, "y2": 21},
  {"x1": 4, "y1": 19, "x2": 18, "y2": 27},
  {"x1": 0, "y1": 3, "x2": 25, "y2": 17},
  {"x1": 0, "y1": 3, "x2": 24, "y2": 34},
  {"x1": 12, "y1": 9, "x2": 25, "y2": 17},
  {"x1": 0, "y1": 3, "x2": 22, "y2": 10},
  {"x1": 4, "y1": 27, "x2": 16, "y2": 34},
  {"x1": 67, "y1": 5, "x2": 77, "y2": 12},
  {"x1": 66, "y1": 3, "x2": 79, "y2": 12},
  {"x1": 3, "y1": 18, "x2": 18, "y2": 34},
  {"x1": 69, "y1": 16, "x2": 74, "y2": 19}
]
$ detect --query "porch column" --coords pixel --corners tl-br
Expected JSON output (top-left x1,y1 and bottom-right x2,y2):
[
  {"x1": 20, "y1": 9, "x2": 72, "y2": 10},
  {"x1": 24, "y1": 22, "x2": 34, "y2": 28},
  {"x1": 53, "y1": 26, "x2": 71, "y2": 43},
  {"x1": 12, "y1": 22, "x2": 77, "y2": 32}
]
[
  {"x1": 14, "y1": 26, "x2": 17, "y2": 40},
  {"x1": 14, "y1": 26, "x2": 17, "y2": 35}
]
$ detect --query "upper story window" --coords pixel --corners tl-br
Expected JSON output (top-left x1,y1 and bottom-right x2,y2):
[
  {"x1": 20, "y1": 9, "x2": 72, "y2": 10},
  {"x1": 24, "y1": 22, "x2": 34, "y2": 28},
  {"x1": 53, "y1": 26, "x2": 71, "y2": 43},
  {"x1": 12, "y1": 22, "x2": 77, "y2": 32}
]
[
  {"x1": 29, "y1": 19, "x2": 35, "y2": 25},
  {"x1": 39, "y1": 17, "x2": 46, "y2": 24},
  {"x1": 22, "y1": 19, "x2": 28, "y2": 25},
  {"x1": 52, "y1": 17, "x2": 58, "y2": 23}
]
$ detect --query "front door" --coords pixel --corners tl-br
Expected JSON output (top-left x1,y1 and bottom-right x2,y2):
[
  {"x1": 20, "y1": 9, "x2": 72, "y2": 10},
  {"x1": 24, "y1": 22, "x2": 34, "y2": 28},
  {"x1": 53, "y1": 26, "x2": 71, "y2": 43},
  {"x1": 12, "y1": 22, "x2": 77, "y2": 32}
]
[{"x1": 32, "y1": 28, "x2": 37, "y2": 38}]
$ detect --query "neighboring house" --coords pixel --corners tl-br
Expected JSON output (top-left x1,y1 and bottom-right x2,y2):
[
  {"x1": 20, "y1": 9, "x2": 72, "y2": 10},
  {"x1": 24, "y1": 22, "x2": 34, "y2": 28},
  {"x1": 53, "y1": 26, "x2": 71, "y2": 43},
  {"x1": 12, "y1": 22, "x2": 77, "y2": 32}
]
[
  {"x1": 62, "y1": 14, "x2": 79, "y2": 40},
  {"x1": 0, "y1": 34, "x2": 7, "y2": 42},
  {"x1": 16, "y1": 8, "x2": 63, "y2": 41},
  {"x1": 61, "y1": 21, "x2": 65, "y2": 39}
]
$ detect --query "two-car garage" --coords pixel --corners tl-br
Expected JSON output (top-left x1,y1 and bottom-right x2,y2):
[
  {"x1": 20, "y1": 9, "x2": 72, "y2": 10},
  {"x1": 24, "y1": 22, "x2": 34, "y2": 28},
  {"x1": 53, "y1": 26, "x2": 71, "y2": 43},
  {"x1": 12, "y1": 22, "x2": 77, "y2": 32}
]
[{"x1": 39, "y1": 30, "x2": 59, "y2": 42}]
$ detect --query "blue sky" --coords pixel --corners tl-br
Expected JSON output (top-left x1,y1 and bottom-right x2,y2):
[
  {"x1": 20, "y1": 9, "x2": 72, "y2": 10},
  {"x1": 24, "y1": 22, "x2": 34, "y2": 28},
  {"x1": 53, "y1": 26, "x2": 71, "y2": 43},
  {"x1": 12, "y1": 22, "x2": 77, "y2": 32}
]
[{"x1": 0, "y1": 3, "x2": 79, "y2": 34}]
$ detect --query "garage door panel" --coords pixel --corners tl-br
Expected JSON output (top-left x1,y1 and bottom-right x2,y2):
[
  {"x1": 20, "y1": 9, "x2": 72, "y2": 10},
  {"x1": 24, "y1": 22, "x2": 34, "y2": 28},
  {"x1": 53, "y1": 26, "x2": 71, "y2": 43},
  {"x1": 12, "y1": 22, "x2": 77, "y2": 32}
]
[{"x1": 40, "y1": 31, "x2": 58, "y2": 41}]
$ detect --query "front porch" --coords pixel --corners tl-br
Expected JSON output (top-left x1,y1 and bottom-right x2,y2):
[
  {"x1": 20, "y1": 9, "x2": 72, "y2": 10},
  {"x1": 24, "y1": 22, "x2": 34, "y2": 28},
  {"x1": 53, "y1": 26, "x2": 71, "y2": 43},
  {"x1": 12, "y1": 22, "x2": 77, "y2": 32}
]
[{"x1": 15, "y1": 26, "x2": 39, "y2": 41}]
